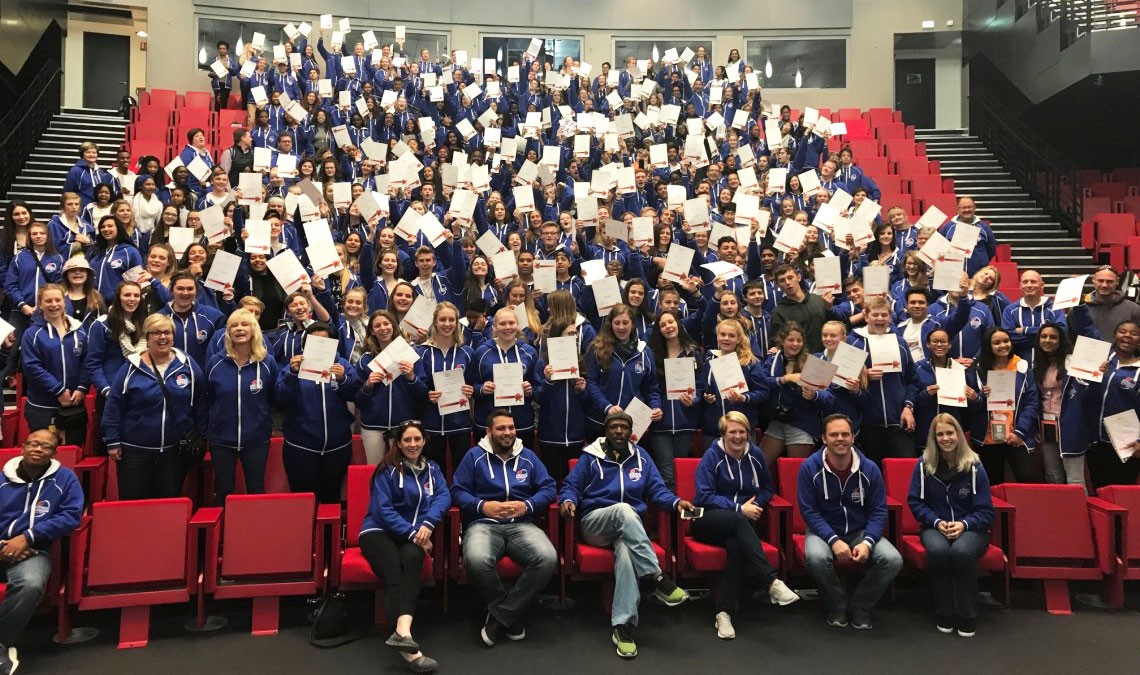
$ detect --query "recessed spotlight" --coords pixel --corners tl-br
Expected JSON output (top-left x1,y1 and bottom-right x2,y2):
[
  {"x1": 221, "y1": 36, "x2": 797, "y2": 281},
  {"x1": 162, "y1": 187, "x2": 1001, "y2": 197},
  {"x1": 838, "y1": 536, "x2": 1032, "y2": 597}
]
[{"x1": 922, "y1": 20, "x2": 935, "y2": 29}]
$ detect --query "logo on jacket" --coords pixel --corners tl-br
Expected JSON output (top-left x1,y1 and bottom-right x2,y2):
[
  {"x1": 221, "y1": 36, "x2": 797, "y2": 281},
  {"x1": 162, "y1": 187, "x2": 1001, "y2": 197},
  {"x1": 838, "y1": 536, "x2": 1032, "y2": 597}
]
[
  {"x1": 197, "y1": 329, "x2": 208, "y2": 343},
  {"x1": 969, "y1": 316, "x2": 982, "y2": 328},
  {"x1": 111, "y1": 258, "x2": 123, "y2": 269},
  {"x1": 45, "y1": 262, "x2": 59, "y2": 273},
  {"x1": 515, "y1": 468, "x2": 528, "y2": 483},
  {"x1": 958, "y1": 485, "x2": 971, "y2": 498},
  {"x1": 1122, "y1": 377, "x2": 1136, "y2": 391},
  {"x1": 633, "y1": 361, "x2": 644, "y2": 374},
  {"x1": 628, "y1": 467, "x2": 642, "y2": 482},
  {"x1": 175, "y1": 373, "x2": 190, "y2": 389},
  {"x1": 849, "y1": 486, "x2": 863, "y2": 505},
  {"x1": 34, "y1": 499, "x2": 51, "y2": 517},
  {"x1": 250, "y1": 378, "x2": 263, "y2": 393}
]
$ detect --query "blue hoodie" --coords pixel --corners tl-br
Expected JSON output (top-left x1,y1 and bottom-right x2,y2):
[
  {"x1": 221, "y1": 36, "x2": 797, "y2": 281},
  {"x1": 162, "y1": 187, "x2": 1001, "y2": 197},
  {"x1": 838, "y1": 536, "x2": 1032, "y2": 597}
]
[
  {"x1": 0, "y1": 457, "x2": 83, "y2": 550},
  {"x1": 415, "y1": 342, "x2": 476, "y2": 434},
  {"x1": 583, "y1": 339, "x2": 660, "y2": 425},
  {"x1": 929, "y1": 296, "x2": 992, "y2": 361},
  {"x1": 650, "y1": 347, "x2": 706, "y2": 435},
  {"x1": 275, "y1": 355, "x2": 360, "y2": 453},
  {"x1": 1087, "y1": 359, "x2": 1140, "y2": 446},
  {"x1": 87, "y1": 243, "x2": 144, "y2": 302},
  {"x1": 471, "y1": 340, "x2": 539, "y2": 432},
  {"x1": 359, "y1": 460, "x2": 451, "y2": 542},
  {"x1": 970, "y1": 357, "x2": 1039, "y2": 451},
  {"x1": 204, "y1": 354, "x2": 278, "y2": 449},
  {"x1": 533, "y1": 356, "x2": 590, "y2": 446},
  {"x1": 64, "y1": 159, "x2": 116, "y2": 207},
  {"x1": 85, "y1": 316, "x2": 134, "y2": 397},
  {"x1": 907, "y1": 458, "x2": 995, "y2": 532},
  {"x1": 102, "y1": 349, "x2": 207, "y2": 452},
  {"x1": 761, "y1": 351, "x2": 836, "y2": 439},
  {"x1": 4, "y1": 249, "x2": 64, "y2": 312},
  {"x1": 913, "y1": 359, "x2": 983, "y2": 443},
  {"x1": 355, "y1": 350, "x2": 428, "y2": 431},
  {"x1": 1001, "y1": 298, "x2": 1067, "y2": 359},
  {"x1": 449, "y1": 437, "x2": 557, "y2": 526},
  {"x1": 693, "y1": 439, "x2": 774, "y2": 512},
  {"x1": 699, "y1": 350, "x2": 770, "y2": 437},
  {"x1": 797, "y1": 447, "x2": 889, "y2": 547},
  {"x1": 159, "y1": 302, "x2": 227, "y2": 367},
  {"x1": 21, "y1": 315, "x2": 89, "y2": 409},
  {"x1": 558, "y1": 437, "x2": 680, "y2": 518}
]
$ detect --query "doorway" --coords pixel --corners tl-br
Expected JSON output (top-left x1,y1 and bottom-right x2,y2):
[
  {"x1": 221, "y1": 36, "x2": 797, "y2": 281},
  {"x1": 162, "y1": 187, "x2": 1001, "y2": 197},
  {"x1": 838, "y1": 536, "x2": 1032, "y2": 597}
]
[
  {"x1": 82, "y1": 33, "x2": 130, "y2": 110},
  {"x1": 894, "y1": 58, "x2": 936, "y2": 129}
]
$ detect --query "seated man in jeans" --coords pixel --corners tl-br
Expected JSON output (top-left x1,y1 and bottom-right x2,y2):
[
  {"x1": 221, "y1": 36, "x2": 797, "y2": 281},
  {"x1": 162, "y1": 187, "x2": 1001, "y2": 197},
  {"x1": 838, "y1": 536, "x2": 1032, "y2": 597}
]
[
  {"x1": 450, "y1": 409, "x2": 558, "y2": 647},
  {"x1": 798, "y1": 414, "x2": 902, "y2": 630},
  {"x1": 558, "y1": 410, "x2": 692, "y2": 660},
  {"x1": 0, "y1": 430, "x2": 84, "y2": 674}
]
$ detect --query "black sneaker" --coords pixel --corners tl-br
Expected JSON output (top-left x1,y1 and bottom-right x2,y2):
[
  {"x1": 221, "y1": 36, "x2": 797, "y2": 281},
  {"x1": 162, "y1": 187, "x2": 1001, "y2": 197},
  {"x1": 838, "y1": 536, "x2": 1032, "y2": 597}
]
[
  {"x1": 827, "y1": 612, "x2": 848, "y2": 628},
  {"x1": 936, "y1": 615, "x2": 955, "y2": 634},
  {"x1": 0, "y1": 646, "x2": 16, "y2": 675},
  {"x1": 956, "y1": 617, "x2": 976, "y2": 638},
  {"x1": 612, "y1": 623, "x2": 637, "y2": 658},
  {"x1": 850, "y1": 611, "x2": 873, "y2": 630},
  {"x1": 480, "y1": 615, "x2": 504, "y2": 647},
  {"x1": 504, "y1": 623, "x2": 526, "y2": 641}
]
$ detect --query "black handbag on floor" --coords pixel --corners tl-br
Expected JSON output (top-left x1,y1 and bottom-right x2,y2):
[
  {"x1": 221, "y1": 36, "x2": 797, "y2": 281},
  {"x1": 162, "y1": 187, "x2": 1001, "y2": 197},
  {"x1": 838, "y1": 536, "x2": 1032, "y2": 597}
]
[{"x1": 308, "y1": 593, "x2": 364, "y2": 648}]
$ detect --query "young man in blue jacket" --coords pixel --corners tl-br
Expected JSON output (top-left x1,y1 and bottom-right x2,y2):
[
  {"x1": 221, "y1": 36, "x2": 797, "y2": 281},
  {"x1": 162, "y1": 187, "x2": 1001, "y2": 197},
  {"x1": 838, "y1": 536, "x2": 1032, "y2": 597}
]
[
  {"x1": 798, "y1": 414, "x2": 902, "y2": 630},
  {"x1": 558, "y1": 410, "x2": 692, "y2": 659},
  {"x1": 450, "y1": 410, "x2": 558, "y2": 647},
  {"x1": 0, "y1": 430, "x2": 84, "y2": 673}
]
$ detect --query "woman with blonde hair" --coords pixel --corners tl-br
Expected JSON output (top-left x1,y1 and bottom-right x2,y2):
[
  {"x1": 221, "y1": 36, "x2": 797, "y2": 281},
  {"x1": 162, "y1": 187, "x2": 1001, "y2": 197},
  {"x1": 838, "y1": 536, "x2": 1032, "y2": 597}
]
[
  {"x1": 542, "y1": 289, "x2": 596, "y2": 354},
  {"x1": 969, "y1": 265, "x2": 1010, "y2": 324},
  {"x1": 907, "y1": 413, "x2": 994, "y2": 638},
  {"x1": 699, "y1": 318, "x2": 767, "y2": 450},
  {"x1": 416, "y1": 302, "x2": 475, "y2": 476},
  {"x1": 501, "y1": 278, "x2": 542, "y2": 344},
  {"x1": 205, "y1": 309, "x2": 277, "y2": 504}
]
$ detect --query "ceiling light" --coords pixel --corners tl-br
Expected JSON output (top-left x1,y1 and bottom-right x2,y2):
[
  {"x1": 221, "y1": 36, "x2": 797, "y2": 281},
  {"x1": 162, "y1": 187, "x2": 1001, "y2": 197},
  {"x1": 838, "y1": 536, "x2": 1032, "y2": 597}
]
[
  {"x1": 922, "y1": 20, "x2": 935, "y2": 29},
  {"x1": 136, "y1": 30, "x2": 147, "y2": 38}
]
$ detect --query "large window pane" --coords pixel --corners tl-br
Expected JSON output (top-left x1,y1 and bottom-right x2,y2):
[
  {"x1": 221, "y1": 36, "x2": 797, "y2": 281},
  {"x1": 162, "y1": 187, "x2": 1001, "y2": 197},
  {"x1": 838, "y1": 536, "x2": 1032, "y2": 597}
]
[
  {"x1": 745, "y1": 39, "x2": 846, "y2": 89},
  {"x1": 614, "y1": 39, "x2": 713, "y2": 67},
  {"x1": 481, "y1": 36, "x2": 582, "y2": 75}
]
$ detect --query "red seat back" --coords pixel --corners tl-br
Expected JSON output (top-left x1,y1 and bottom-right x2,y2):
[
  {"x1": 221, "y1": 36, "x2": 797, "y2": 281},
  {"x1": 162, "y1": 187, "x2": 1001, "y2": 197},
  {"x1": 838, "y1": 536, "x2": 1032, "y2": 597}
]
[
  {"x1": 1077, "y1": 169, "x2": 1106, "y2": 187},
  {"x1": 221, "y1": 493, "x2": 316, "y2": 577},
  {"x1": 134, "y1": 104, "x2": 173, "y2": 124},
  {"x1": 347, "y1": 465, "x2": 374, "y2": 547},
  {"x1": 884, "y1": 138, "x2": 918, "y2": 160},
  {"x1": 1090, "y1": 182, "x2": 1127, "y2": 201},
  {"x1": 1121, "y1": 196, "x2": 1140, "y2": 218},
  {"x1": 880, "y1": 193, "x2": 915, "y2": 216},
  {"x1": 865, "y1": 108, "x2": 895, "y2": 127},
  {"x1": 148, "y1": 89, "x2": 178, "y2": 107},
  {"x1": 909, "y1": 174, "x2": 945, "y2": 199},
  {"x1": 836, "y1": 107, "x2": 863, "y2": 121},
  {"x1": 776, "y1": 457, "x2": 806, "y2": 535},
  {"x1": 881, "y1": 458, "x2": 920, "y2": 535},
  {"x1": 838, "y1": 117, "x2": 870, "y2": 137},
  {"x1": 993, "y1": 484, "x2": 1095, "y2": 560},
  {"x1": 87, "y1": 499, "x2": 191, "y2": 587},
  {"x1": 847, "y1": 138, "x2": 881, "y2": 159},
  {"x1": 1110, "y1": 168, "x2": 1140, "y2": 185},
  {"x1": 675, "y1": 457, "x2": 699, "y2": 501},
  {"x1": 896, "y1": 155, "x2": 931, "y2": 177},
  {"x1": 1083, "y1": 196, "x2": 1115, "y2": 219},
  {"x1": 859, "y1": 156, "x2": 889, "y2": 178},
  {"x1": 182, "y1": 91, "x2": 213, "y2": 110},
  {"x1": 877, "y1": 122, "x2": 906, "y2": 140},
  {"x1": 1096, "y1": 213, "x2": 1138, "y2": 246},
  {"x1": 923, "y1": 194, "x2": 959, "y2": 219},
  {"x1": 1096, "y1": 486, "x2": 1140, "y2": 557}
]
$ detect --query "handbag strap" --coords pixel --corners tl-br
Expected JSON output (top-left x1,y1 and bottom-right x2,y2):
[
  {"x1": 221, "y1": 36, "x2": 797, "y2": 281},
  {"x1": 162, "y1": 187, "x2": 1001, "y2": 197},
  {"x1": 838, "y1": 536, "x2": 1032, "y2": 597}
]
[{"x1": 150, "y1": 356, "x2": 175, "y2": 406}]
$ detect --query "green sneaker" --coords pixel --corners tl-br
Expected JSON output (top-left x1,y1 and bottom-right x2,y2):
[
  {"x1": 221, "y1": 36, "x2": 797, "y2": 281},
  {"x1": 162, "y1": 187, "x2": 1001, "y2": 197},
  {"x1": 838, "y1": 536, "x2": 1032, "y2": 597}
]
[
  {"x1": 652, "y1": 575, "x2": 689, "y2": 607},
  {"x1": 611, "y1": 623, "x2": 637, "y2": 658}
]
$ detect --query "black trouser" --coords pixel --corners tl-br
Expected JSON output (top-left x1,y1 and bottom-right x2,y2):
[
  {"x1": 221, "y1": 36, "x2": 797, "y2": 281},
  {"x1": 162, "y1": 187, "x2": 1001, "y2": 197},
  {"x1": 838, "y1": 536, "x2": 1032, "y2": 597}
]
[
  {"x1": 214, "y1": 87, "x2": 230, "y2": 111},
  {"x1": 858, "y1": 424, "x2": 916, "y2": 466},
  {"x1": 282, "y1": 441, "x2": 351, "y2": 504},
  {"x1": 1086, "y1": 441, "x2": 1140, "y2": 489},
  {"x1": 920, "y1": 528, "x2": 989, "y2": 620},
  {"x1": 117, "y1": 447, "x2": 186, "y2": 500},
  {"x1": 426, "y1": 430, "x2": 471, "y2": 480},
  {"x1": 978, "y1": 442, "x2": 1044, "y2": 485},
  {"x1": 689, "y1": 509, "x2": 778, "y2": 613},
  {"x1": 25, "y1": 403, "x2": 87, "y2": 450},
  {"x1": 210, "y1": 441, "x2": 270, "y2": 506},
  {"x1": 538, "y1": 441, "x2": 577, "y2": 485},
  {"x1": 360, "y1": 531, "x2": 426, "y2": 627}
]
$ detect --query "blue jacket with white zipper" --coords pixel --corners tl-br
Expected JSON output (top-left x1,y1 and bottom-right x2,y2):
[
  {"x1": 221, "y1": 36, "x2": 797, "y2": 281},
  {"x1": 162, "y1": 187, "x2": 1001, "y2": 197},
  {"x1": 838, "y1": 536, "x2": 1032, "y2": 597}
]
[
  {"x1": 86, "y1": 243, "x2": 144, "y2": 303},
  {"x1": 0, "y1": 457, "x2": 83, "y2": 550},
  {"x1": 970, "y1": 357, "x2": 1040, "y2": 451},
  {"x1": 359, "y1": 460, "x2": 451, "y2": 541},
  {"x1": 85, "y1": 317, "x2": 131, "y2": 397},
  {"x1": 699, "y1": 350, "x2": 770, "y2": 437},
  {"x1": 583, "y1": 339, "x2": 661, "y2": 425},
  {"x1": 471, "y1": 340, "x2": 539, "y2": 431},
  {"x1": 4, "y1": 248, "x2": 64, "y2": 312},
  {"x1": 907, "y1": 458, "x2": 995, "y2": 533},
  {"x1": 102, "y1": 349, "x2": 207, "y2": 452},
  {"x1": 845, "y1": 328, "x2": 918, "y2": 428},
  {"x1": 533, "y1": 357, "x2": 590, "y2": 446},
  {"x1": 355, "y1": 350, "x2": 428, "y2": 432},
  {"x1": 449, "y1": 437, "x2": 556, "y2": 526},
  {"x1": 159, "y1": 302, "x2": 227, "y2": 367},
  {"x1": 21, "y1": 314, "x2": 89, "y2": 409},
  {"x1": 797, "y1": 447, "x2": 889, "y2": 547},
  {"x1": 761, "y1": 351, "x2": 836, "y2": 439},
  {"x1": 693, "y1": 439, "x2": 774, "y2": 512},
  {"x1": 204, "y1": 354, "x2": 278, "y2": 450},
  {"x1": 275, "y1": 355, "x2": 360, "y2": 453},
  {"x1": 558, "y1": 438, "x2": 680, "y2": 518},
  {"x1": 651, "y1": 347, "x2": 705, "y2": 434},
  {"x1": 415, "y1": 342, "x2": 475, "y2": 434}
]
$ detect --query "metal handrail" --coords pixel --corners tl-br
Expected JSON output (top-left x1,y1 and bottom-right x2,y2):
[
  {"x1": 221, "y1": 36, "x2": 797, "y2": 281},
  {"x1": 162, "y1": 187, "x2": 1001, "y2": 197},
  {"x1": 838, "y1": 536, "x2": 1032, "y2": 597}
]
[
  {"x1": 0, "y1": 61, "x2": 62, "y2": 199},
  {"x1": 969, "y1": 90, "x2": 1082, "y2": 234}
]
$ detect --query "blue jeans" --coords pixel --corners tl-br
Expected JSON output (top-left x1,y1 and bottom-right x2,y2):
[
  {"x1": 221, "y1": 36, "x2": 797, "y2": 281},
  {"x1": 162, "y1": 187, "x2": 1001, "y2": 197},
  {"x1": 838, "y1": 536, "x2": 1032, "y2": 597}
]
[
  {"x1": 462, "y1": 521, "x2": 557, "y2": 627},
  {"x1": 210, "y1": 441, "x2": 270, "y2": 506},
  {"x1": 579, "y1": 503, "x2": 661, "y2": 627},
  {"x1": 0, "y1": 549, "x2": 52, "y2": 647},
  {"x1": 919, "y1": 528, "x2": 990, "y2": 619},
  {"x1": 804, "y1": 531, "x2": 902, "y2": 616},
  {"x1": 646, "y1": 432, "x2": 694, "y2": 492}
]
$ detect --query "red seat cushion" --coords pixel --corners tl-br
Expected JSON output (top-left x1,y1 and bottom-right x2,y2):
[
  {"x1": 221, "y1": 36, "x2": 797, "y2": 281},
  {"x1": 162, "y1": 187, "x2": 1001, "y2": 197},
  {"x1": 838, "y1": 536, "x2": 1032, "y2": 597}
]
[
  {"x1": 900, "y1": 534, "x2": 1006, "y2": 572},
  {"x1": 340, "y1": 546, "x2": 433, "y2": 586},
  {"x1": 576, "y1": 541, "x2": 666, "y2": 574},
  {"x1": 683, "y1": 537, "x2": 779, "y2": 571}
]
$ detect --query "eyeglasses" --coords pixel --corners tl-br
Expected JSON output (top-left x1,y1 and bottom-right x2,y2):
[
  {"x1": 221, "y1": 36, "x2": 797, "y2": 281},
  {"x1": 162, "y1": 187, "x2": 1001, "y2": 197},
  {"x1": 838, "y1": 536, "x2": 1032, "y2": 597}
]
[
  {"x1": 23, "y1": 440, "x2": 56, "y2": 451},
  {"x1": 146, "y1": 330, "x2": 174, "y2": 337}
]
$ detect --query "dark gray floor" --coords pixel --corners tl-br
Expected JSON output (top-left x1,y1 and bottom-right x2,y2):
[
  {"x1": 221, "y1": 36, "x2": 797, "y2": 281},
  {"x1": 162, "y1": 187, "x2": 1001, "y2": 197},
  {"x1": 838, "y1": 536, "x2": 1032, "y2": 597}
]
[{"x1": 16, "y1": 581, "x2": 1139, "y2": 675}]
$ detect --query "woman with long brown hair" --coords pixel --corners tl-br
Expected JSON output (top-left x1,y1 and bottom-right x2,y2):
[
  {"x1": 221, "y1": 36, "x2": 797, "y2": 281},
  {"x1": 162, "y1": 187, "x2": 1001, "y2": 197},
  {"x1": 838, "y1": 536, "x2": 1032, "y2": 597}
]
[{"x1": 583, "y1": 303, "x2": 662, "y2": 441}]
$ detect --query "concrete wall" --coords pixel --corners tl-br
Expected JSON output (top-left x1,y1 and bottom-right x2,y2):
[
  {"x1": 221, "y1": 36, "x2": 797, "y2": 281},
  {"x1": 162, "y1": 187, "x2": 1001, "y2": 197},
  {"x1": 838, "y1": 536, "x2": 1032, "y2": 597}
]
[{"x1": 0, "y1": 0, "x2": 66, "y2": 75}]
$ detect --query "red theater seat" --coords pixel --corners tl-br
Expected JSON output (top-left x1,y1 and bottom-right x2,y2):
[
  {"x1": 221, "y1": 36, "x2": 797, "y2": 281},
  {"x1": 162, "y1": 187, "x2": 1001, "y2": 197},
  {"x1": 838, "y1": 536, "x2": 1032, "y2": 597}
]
[{"x1": 1093, "y1": 486, "x2": 1140, "y2": 608}]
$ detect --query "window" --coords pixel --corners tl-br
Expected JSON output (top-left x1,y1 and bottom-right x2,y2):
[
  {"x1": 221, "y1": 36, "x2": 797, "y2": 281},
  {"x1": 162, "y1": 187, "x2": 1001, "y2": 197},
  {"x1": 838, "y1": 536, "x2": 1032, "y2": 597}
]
[
  {"x1": 746, "y1": 39, "x2": 846, "y2": 89},
  {"x1": 480, "y1": 35, "x2": 582, "y2": 76},
  {"x1": 613, "y1": 39, "x2": 713, "y2": 67},
  {"x1": 195, "y1": 17, "x2": 448, "y2": 73}
]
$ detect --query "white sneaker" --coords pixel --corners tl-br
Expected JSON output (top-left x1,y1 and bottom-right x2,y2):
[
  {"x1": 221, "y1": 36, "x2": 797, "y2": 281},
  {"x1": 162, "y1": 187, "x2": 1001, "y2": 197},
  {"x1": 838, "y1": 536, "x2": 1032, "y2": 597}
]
[
  {"x1": 715, "y1": 611, "x2": 736, "y2": 640},
  {"x1": 768, "y1": 579, "x2": 801, "y2": 606}
]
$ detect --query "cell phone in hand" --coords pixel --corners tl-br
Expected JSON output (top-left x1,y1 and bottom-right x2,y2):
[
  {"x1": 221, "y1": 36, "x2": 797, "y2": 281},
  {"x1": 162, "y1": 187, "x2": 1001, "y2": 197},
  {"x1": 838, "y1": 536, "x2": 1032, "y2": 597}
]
[{"x1": 679, "y1": 507, "x2": 704, "y2": 520}]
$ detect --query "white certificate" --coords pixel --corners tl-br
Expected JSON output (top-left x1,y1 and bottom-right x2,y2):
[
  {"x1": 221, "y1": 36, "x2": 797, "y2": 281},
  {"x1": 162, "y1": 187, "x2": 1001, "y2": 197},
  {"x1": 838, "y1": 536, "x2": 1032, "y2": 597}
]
[
  {"x1": 210, "y1": 60, "x2": 229, "y2": 79},
  {"x1": 661, "y1": 245, "x2": 695, "y2": 283},
  {"x1": 546, "y1": 335, "x2": 580, "y2": 381},
  {"x1": 199, "y1": 204, "x2": 228, "y2": 244},
  {"x1": 916, "y1": 205, "x2": 948, "y2": 231},
  {"x1": 369, "y1": 336, "x2": 421, "y2": 384},
  {"x1": 625, "y1": 396, "x2": 653, "y2": 444},
  {"x1": 798, "y1": 169, "x2": 822, "y2": 197},
  {"x1": 251, "y1": 85, "x2": 269, "y2": 107},
  {"x1": 187, "y1": 156, "x2": 212, "y2": 183},
  {"x1": 664, "y1": 357, "x2": 697, "y2": 401},
  {"x1": 863, "y1": 265, "x2": 891, "y2": 299},
  {"x1": 932, "y1": 255, "x2": 966, "y2": 292},
  {"x1": 829, "y1": 341, "x2": 867, "y2": 389},
  {"x1": 766, "y1": 167, "x2": 788, "y2": 195},
  {"x1": 1104, "y1": 409, "x2": 1140, "y2": 461},
  {"x1": 238, "y1": 172, "x2": 263, "y2": 205},
  {"x1": 710, "y1": 355, "x2": 749, "y2": 398},
  {"x1": 935, "y1": 365, "x2": 969, "y2": 408},
  {"x1": 417, "y1": 212, "x2": 448, "y2": 248},
  {"x1": 986, "y1": 370, "x2": 1017, "y2": 411},
  {"x1": 435, "y1": 368, "x2": 469, "y2": 414},
  {"x1": 244, "y1": 219, "x2": 271, "y2": 255},
  {"x1": 400, "y1": 295, "x2": 436, "y2": 336},
  {"x1": 1070, "y1": 335, "x2": 1112, "y2": 383},
  {"x1": 265, "y1": 250, "x2": 310, "y2": 294},
  {"x1": 532, "y1": 261, "x2": 556, "y2": 294},
  {"x1": 949, "y1": 221, "x2": 980, "y2": 257},
  {"x1": 204, "y1": 250, "x2": 241, "y2": 292},
  {"x1": 800, "y1": 355, "x2": 840, "y2": 392},
  {"x1": 513, "y1": 185, "x2": 536, "y2": 213},
  {"x1": 774, "y1": 220, "x2": 807, "y2": 254},
  {"x1": 275, "y1": 154, "x2": 298, "y2": 178},
  {"x1": 298, "y1": 335, "x2": 339, "y2": 383},
  {"x1": 683, "y1": 197, "x2": 710, "y2": 229},
  {"x1": 476, "y1": 230, "x2": 507, "y2": 258},
  {"x1": 307, "y1": 240, "x2": 344, "y2": 278},
  {"x1": 917, "y1": 231, "x2": 952, "y2": 268},
  {"x1": 868, "y1": 334, "x2": 902, "y2": 373},
  {"x1": 491, "y1": 250, "x2": 518, "y2": 281},
  {"x1": 814, "y1": 255, "x2": 842, "y2": 294},
  {"x1": 493, "y1": 362, "x2": 525, "y2": 406},
  {"x1": 168, "y1": 227, "x2": 196, "y2": 258},
  {"x1": 591, "y1": 275, "x2": 621, "y2": 316},
  {"x1": 1052, "y1": 275, "x2": 1089, "y2": 310},
  {"x1": 701, "y1": 260, "x2": 745, "y2": 282}
]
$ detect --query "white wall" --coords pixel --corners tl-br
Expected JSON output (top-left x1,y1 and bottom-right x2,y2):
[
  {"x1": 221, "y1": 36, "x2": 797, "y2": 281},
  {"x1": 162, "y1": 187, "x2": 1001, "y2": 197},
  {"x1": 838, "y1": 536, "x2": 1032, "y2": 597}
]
[{"x1": 62, "y1": 11, "x2": 149, "y2": 108}]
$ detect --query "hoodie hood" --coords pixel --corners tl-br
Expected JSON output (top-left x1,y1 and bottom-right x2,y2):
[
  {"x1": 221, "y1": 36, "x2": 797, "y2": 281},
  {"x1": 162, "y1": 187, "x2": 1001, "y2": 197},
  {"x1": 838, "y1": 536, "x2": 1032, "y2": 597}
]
[
  {"x1": 2, "y1": 456, "x2": 61, "y2": 483},
  {"x1": 477, "y1": 434, "x2": 523, "y2": 457},
  {"x1": 1088, "y1": 289, "x2": 1126, "y2": 307}
]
